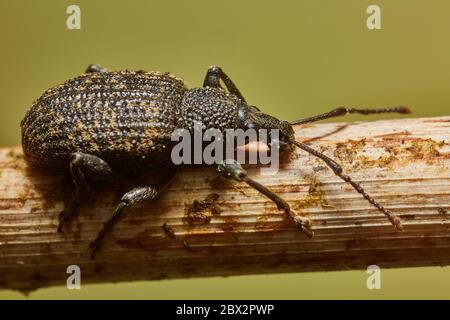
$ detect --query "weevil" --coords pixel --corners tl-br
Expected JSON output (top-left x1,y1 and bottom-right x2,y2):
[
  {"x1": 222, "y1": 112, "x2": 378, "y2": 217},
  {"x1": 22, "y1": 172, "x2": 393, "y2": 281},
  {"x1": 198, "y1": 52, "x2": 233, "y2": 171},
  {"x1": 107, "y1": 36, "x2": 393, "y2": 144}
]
[{"x1": 21, "y1": 64, "x2": 410, "y2": 259}]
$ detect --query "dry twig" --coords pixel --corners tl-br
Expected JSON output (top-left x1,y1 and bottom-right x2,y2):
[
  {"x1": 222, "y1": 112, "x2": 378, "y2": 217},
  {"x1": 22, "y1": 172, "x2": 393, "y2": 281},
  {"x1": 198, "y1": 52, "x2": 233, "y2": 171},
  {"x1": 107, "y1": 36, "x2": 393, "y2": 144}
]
[{"x1": 0, "y1": 116, "x2": 449, "y2": 292}]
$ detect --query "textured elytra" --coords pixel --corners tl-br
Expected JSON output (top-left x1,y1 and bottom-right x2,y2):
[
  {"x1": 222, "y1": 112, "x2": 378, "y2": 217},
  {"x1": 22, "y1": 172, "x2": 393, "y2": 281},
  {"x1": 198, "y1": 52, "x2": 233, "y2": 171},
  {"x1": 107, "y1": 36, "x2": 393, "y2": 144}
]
[{"x1": 21, "y1": 71, "x2": 189, "y2": 169}]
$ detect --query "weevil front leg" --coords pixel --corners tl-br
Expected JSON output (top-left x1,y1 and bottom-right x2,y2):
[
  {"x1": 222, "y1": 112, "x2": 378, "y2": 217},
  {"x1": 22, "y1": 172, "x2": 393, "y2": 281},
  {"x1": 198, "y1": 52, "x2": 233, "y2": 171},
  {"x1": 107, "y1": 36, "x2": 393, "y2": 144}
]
[
  {"x1": 85, "y1": 64, "x2": 109, "y2": 73},
  {"x1": 58, "y1": 152, "x2": 113, "y2": 232},
  {"x1": 216, "y1": 159, "x2": 313, "y2": 237},
  {"x1": 90, "y1": 170, "x2": 177, "y2": 259},
  {"x1": 203, "y1": 66, "x2": 247, "y2": 103}
]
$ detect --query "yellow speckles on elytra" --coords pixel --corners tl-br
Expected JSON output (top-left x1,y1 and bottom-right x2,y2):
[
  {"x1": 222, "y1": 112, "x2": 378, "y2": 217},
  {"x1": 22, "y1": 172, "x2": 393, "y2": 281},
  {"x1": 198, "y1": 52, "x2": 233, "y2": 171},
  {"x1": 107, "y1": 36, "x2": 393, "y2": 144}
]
[{"x1": 21, "y1": 69, "x2": 187, "y2": 169}]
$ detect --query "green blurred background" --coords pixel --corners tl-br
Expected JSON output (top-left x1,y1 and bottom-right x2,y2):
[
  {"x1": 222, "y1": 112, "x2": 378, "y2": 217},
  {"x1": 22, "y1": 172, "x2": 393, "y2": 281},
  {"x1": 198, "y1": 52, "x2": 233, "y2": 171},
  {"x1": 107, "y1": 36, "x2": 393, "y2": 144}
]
[{"x1": 0, "y1": 0, "x2": 449, "y2": 299}]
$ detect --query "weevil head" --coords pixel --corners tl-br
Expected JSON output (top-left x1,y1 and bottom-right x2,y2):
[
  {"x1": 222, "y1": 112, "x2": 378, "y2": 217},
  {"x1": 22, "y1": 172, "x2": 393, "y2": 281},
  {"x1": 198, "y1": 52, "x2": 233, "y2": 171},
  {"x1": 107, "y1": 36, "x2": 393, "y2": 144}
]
[{"x1": 237, "y1": 104, "x2": 295, "y2": 143}]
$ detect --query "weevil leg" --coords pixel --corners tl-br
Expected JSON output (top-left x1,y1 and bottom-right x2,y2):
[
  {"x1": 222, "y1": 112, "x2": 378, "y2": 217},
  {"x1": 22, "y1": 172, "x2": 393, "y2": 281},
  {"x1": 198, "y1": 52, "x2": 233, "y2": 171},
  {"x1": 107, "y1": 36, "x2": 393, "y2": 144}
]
[
  {"x1": 203, "y1": 66, "x2": 247, "y2": 103},
  {"x1": 89, "y1": 170, "x2": 177, "y2": 259},
  {"x1": 289, "y1": 140, "x2": 403, "y2": 230},
  {"x1": 58, "y1": 152, "x2": 113, "y2": 232},
  {"x1": 291, "y1": 106, "x2": 411, "y2": 125},
  {"x1": 85, "y1": 64, "x2": 109, "y2": 73},
  {"x1": 216, "y1": 159, "x2": 313, "y2": 237}
]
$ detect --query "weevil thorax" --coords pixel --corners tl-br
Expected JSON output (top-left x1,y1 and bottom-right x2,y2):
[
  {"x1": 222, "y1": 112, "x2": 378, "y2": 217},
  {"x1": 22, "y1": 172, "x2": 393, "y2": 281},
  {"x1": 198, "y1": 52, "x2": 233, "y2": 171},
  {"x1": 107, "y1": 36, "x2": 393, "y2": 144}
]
[{"x1": 178, "y1": 87, "x2": 242, "y2": 132}]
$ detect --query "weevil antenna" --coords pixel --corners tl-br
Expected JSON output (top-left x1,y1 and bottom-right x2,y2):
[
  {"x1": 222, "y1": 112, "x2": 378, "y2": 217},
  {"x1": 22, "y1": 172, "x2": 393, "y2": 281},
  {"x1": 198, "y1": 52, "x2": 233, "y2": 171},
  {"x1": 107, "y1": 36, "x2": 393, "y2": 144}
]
[
  {"x1": 287, "y1": 139, "x2": 403, "y2": 230},
  {"x1": 290, "y1": 106, "x2": 411, "y2": 125}
]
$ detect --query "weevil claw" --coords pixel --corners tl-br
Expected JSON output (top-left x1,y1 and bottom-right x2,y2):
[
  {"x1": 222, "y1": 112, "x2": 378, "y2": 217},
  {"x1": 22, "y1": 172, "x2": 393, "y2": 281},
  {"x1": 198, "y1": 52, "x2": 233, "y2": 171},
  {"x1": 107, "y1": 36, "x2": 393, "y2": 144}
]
[
  {"x1": 292, "y1": 214, "x2": 314, "y2": 238},
  {"x1": 391, "y1": 215, "x2": 403, "y2": 231}
]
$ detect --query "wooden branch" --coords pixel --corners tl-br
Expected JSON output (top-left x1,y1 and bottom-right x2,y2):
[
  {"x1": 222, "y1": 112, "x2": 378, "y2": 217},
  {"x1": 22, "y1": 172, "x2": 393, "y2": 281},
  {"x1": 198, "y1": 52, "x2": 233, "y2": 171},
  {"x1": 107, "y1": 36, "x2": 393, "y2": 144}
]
[{"x1": 0, "y1": 116, "x2": 449, "y2": 292}]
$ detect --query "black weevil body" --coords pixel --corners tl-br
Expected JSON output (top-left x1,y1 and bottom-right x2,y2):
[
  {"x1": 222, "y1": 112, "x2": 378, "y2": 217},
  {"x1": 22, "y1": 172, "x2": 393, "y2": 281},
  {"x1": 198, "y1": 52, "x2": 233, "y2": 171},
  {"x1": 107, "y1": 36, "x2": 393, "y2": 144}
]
[{"x1": 21, "y1": 64, "x2": 410, "y2": 258}]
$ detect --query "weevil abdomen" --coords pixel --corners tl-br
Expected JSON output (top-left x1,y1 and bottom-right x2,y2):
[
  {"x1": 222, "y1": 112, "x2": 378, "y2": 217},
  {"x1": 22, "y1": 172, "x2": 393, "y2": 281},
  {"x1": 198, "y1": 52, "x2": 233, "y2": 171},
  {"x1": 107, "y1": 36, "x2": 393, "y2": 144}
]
[{"x1": 21, "y1": 70, "x2": 187, "y2": 169}]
